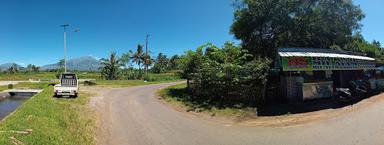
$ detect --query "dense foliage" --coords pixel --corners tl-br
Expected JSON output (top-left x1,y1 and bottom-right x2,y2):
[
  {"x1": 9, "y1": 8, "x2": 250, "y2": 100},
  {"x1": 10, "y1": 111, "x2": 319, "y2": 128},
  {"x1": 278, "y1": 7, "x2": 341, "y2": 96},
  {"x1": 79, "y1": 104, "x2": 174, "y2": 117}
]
[
  {"x1": 99, "y1": 44, "x2": 181, "y2": 81},
  {"x1": 180, "y1": 42, "x2": 271, "y2": 106},
  {"x1": 344, "y1": 33, "x2": 384, "y2": 64},
  {"x1": 26, "y1": 64, "x2": 40, "y2": 72},
  {"x1": 152, "y1": 53, "x2": 170, "y2": 73},
  {"x1": 100, "y1": 52, "x2": 123, "y2": 80},
  {"x1": 231, "y1": 0, "x2": 365, "y2": 58}
]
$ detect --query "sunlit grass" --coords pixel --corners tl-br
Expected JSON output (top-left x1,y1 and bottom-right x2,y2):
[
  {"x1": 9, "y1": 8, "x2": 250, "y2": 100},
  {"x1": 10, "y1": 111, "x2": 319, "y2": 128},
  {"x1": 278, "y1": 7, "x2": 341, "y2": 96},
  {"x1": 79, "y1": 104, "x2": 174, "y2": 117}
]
[
  {"x1": 95, "y1": 79, "x2": 182, "y2": 88},
  {"x1": 0, "y1": 87, "x2": 95, "y2": 145},
  {"x1": 0, "y1": 72, "x2": 100, "y2": 81}
]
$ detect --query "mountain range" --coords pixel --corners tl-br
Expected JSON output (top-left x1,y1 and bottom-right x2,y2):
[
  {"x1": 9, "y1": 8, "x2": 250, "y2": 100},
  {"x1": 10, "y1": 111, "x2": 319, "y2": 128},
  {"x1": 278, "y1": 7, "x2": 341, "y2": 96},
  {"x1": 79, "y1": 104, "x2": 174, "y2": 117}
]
[
  {"x1": 0, "y1": 63, "x2": 25, "y2": 71},
  {"x1": 0, "y1": 56, "x2": 101, "y2": 72}
]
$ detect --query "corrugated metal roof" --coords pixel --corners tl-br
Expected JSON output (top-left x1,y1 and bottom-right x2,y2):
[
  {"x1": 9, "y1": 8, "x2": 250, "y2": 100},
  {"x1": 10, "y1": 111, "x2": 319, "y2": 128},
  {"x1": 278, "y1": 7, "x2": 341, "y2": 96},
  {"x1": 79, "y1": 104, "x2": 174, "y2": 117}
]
[{"x1": 278, "y1": 48, "x2": 375, "y2": 61}]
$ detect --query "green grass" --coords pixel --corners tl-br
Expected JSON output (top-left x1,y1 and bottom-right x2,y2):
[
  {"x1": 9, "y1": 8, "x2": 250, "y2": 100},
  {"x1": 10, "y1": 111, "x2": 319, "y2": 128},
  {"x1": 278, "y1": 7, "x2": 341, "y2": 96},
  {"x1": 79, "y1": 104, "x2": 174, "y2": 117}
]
[
  {"x1": 0, "y1": 86, "x2": 95, "y2": 145},
  {"x1": 0, "y1": 72, "x2": 100, "y2": 81},
  {"x1": 0, "y1": 72, "x2": 179, "y2": 82},
  {"x1": 0, "y1": 82, "x2": 50, "y2": 92},
  {"x1": 95, "y1": 79, "x2": 182, "y2": 88},
  {"x1": 158, "y1": 83, "x2": 255, "y2": 117},
  {"x1": 0, "y1": 72, "x2": 182, "y2": 144},
  {"x1": 145, "y1": 73, "x2": 181, "y2": 82},
  {"x1": 94, "y1": 72, "x2": 182, "y2": 87}
]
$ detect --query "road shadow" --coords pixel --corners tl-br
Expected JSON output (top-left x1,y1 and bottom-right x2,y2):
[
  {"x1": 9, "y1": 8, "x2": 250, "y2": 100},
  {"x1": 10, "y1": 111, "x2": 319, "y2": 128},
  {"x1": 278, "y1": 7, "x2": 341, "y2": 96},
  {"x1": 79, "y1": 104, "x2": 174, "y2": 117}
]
[
  {"x1": 257, "y1": 95, "x2": 375, "y2": 116},
  {"x1": 165, "y1": 86, "x2": 256, "y2": 112},
  {"x1": 166, "y1": 86, "x2": 381, "y2": 117}
]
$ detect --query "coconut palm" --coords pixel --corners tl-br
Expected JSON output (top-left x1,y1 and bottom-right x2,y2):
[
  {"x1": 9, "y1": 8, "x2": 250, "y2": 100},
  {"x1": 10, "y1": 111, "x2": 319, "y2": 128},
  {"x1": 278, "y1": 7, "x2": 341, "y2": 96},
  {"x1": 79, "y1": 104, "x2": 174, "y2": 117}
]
[
  {"x1": 143, "y1": 53, "x2": 154, "y2": 71},
  {"x1": 132, "y1": 44, "x2": 144, "y2": 76},
  {"x1": 121, "y1": 50, "x2": 134, "y2": 68},
  {"x1": 31, "y1": 65, "x2": 40, "y2": 72},
  {"x1": 153, "y1": 53, "x2": 169, "y2": 73},
  {"x1": 100, "y1": 52, "x2": 123, "y2": 80},
  {"x1": 27, "y1": 64, "x2": 33, "y2": 72},
  {"x1": 27, "y1": 64, "x2": 39, "y2": 72}
]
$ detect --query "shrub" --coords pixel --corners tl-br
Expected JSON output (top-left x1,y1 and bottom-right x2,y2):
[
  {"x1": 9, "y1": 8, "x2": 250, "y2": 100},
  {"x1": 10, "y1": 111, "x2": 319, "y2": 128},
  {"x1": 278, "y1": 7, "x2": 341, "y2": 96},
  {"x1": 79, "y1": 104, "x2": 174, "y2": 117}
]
[
  {"x1": 84, "y1": 81, "x2": 97, "y2": 86},
  {"x1": 7, "y1": 84, "x2": 13, "y2": 89},
  {"x1": 144, "y1": 73, "x2": 181, "y2": 82},
  {"x1": 181, "y1": 42, "x2": 271, "y2": 107}
]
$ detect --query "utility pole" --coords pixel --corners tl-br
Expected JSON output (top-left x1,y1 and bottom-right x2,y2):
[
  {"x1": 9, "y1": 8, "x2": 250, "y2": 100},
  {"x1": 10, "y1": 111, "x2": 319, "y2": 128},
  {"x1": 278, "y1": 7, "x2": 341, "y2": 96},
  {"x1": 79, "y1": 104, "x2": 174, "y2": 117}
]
[
  {"x1": 145, "y1": 34, "x2": 150, "y2": 76},
  {"x1": 60, "y1": 24, "x2": 70, "y2": 73}
]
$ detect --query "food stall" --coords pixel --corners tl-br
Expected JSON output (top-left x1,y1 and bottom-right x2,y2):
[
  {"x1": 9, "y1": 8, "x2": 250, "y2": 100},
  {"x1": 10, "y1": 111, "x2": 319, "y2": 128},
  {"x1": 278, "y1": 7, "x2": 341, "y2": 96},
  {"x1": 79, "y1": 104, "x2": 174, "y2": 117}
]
[{"x1": 276, "y1": 48, "x2": 376, "y2": 103}]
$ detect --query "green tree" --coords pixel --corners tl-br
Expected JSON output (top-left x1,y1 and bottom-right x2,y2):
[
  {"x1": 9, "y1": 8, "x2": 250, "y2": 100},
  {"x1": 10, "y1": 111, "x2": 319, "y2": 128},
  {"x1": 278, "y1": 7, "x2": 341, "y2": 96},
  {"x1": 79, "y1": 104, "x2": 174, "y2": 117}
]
[
  {"x1": 31, "y1": 65, "x2": 40, "y2": 72},
  {"x1": 143, "y1": 53, "x2": 154, "y2": 71},
  {"x1": 180, "y1": 42, "x2": 271, "y2": 106},
  {"x1": 169, "y1": 55, "x2": 181, "y2": 70},
  {"x1": 132, "y1": 44, "x2": 144, "y2": 77},
  {"x1": 345, "y1": 33, "x2": 384, "y2": 64},
  {"x1": 121, "y1": 50, "x2": 134, "y2": 68},
  {"x1": 231, "y1": 0, "x2": 364, "y2": 57},
  {"x1": 152, "y1": 53, "x2": 169, "y2": 73},
  {"x1": 27, "y1": 64, "x2": 33, "y2": 72},
  {"x1": 27, "y1": 64, "x2": 39, "y2": 73},
  {"x1": 8, "y1": 63, "x2": 19, "y2": 74},
  {"x1": 372, "y1": 40, "x2": 381, "y2": 48},
  {"x1": 100, "y1": 52, "x2": 123, "y2": 80}
]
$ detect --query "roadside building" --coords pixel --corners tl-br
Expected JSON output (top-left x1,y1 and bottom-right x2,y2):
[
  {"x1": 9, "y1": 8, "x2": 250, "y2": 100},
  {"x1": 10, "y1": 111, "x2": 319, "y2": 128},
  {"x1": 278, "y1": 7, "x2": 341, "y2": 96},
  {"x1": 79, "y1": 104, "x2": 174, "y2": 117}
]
[{"x1": 274, "y1": 48, "x2": 377, "y2": 103}]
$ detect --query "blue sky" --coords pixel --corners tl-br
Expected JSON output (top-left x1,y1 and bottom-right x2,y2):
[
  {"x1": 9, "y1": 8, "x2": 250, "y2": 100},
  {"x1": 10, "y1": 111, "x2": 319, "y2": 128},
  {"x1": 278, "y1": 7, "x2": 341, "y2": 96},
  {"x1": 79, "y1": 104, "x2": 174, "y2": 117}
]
[{"x1": 0, "y1": 0, "x2": 382, "y2": 66}]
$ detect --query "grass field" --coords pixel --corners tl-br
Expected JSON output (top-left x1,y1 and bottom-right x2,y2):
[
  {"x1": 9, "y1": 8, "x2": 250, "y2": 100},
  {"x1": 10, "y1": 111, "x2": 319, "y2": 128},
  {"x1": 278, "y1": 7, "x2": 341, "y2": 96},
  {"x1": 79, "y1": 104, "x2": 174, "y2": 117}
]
[
  {"x1": 0, "y1": 85, "x2": 95, "y2": 145},
  {"x1": 0, "y1": 72, "x2": 180, "y2": 81},
  {"x1": 95, "y1": 79, "x2": 182, "y2": 88},
  {"x1": 158, "y1": 83, "x2": 255, "y2": 117},
  {"x1": 0, "y1": 72, "x2": 182, "y2": 144},
  {"x1": 0, "y1": 82, "x2": 49, "y2": 92},
  {"x1": 0, "y1": 72, "x2": 101, "y2": 81},
  {"x1": 92, "y1": 72, "x2": 182, "y2": 87}
]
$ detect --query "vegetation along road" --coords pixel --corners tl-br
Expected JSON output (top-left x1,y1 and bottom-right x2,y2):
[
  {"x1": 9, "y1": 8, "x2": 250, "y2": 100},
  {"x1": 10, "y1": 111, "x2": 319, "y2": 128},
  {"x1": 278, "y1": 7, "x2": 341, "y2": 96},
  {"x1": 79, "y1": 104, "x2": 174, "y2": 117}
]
[{"x1": 90, "y1": 82, "x2": 384, "y2": 145}]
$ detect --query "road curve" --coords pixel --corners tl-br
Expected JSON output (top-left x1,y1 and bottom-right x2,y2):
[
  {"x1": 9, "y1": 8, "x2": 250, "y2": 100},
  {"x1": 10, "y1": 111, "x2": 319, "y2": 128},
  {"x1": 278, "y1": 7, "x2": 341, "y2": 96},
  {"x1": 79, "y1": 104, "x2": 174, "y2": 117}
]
[{"x1": 92, "y1": 82, "x2": 384, "y2": 145}]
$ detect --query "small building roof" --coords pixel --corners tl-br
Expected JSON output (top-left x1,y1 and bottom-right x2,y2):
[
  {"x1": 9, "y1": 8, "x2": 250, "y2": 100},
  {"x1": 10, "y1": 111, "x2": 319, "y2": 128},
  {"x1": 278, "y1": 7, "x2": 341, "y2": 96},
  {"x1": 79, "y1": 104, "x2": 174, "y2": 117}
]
[
  {"x1": 278, "y1": 48, "x2": 375, "y2": 61},
  {"x1": 277, "y1": 48, "x2": 376, "y2": 71}
]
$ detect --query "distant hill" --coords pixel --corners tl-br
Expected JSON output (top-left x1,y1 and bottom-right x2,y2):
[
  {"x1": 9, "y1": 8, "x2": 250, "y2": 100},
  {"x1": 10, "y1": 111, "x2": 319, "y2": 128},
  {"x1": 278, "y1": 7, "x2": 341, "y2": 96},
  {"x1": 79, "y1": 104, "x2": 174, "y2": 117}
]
[
  {"x1": 0, "y1": 63, "x2": 25, "y2": 71},
  {"x1": 41, "y1": 56, "x2": 101, "y2": 71}
]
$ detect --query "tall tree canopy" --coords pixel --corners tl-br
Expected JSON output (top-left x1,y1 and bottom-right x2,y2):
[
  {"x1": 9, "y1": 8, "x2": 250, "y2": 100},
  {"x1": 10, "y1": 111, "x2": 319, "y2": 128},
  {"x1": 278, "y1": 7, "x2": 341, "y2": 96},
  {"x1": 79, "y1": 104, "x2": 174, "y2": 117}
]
[
  {"x1": 231, "y1": 0, "x2": 365, "y2": 58},
  {"x1": 133, "y1": 45, "x2": 144, "y2": 72},
  {"x1": 100, "y1": 52, "x2": 123, "y2": 80},
  {"x1": 152, "y1": 53, "x2": 170, "y2": 73}
]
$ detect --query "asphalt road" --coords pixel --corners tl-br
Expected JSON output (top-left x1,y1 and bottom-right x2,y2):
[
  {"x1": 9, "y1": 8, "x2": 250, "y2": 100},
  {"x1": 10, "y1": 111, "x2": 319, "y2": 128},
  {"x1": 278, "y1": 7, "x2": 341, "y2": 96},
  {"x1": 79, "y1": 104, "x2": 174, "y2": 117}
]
[{"x1": 91, "y1": 82, "x2": 384, "y2": 145}]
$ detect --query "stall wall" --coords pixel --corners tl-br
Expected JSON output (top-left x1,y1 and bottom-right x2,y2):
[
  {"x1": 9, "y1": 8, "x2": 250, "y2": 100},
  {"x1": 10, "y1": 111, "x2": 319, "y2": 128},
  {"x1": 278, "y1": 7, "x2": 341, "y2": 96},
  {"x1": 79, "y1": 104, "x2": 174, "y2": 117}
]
[
  {"x1": 280, "y1": 76, "x2": 303, "y2": 104},
  {"x1": 303, "y1": 82, "x2": 333, "y2": 100}
]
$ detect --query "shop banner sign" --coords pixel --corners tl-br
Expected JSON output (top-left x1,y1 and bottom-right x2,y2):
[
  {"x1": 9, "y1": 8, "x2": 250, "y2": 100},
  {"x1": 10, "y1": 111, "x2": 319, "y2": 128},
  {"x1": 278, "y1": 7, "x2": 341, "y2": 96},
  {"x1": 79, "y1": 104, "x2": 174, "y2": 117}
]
[
  {"x1": 282, "y1": 57, "x2": 375, "y2": 71},
  {"x1": 282, "y1": 57, "x2": 313, "y2": 71}
]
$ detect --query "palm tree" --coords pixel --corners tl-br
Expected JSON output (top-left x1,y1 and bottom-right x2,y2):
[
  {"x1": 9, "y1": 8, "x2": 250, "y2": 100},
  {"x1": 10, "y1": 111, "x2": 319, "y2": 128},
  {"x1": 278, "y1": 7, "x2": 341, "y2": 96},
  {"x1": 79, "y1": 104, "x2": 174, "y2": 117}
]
[
  {"x1": 132, "y1": 44, "x2": 144, "y2": 76},
  {"x1": 27, "y1": 64, "x2": 33, "y2": 72},
  {"x1": 27, "y1": 64, "x2": 39, "y2": 72},
  {"x1": 100, "y1": 52, "x2": 123, "y2": 80},
  {"x1": 143, "y1": 53, "x2": 154, "y2": 72},
  {"x1": 31, "y1": 65, "x2": 40, "y2": 72},
  {"x1": 153, "y1": 53, "x2": 169, "y2": 73},
  {"x1": 121, "y1": 50, "x2": 134, "y2": 68}
]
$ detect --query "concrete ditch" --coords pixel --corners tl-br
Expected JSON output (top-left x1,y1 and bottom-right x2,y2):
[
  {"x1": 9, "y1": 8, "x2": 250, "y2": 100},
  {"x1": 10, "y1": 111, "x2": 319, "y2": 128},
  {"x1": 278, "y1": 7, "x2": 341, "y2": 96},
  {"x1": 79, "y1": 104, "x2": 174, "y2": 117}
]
[{"x1": 0, "y1": 89, "x2": 42, "y2": 120}]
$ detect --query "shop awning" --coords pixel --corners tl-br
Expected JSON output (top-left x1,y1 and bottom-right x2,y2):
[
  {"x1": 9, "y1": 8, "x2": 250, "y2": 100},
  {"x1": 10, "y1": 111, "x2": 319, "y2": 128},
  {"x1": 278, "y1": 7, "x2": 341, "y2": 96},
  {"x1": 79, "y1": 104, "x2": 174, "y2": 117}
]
[{"x1": 278, "y1": 48, "x2": 376, "y2": 71}]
